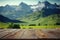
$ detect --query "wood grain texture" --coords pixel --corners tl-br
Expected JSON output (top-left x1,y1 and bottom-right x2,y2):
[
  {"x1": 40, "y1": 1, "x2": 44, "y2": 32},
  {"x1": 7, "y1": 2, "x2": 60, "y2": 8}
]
[{"x1": 0, "y1": 29, "x2": 60, "y2": 39}]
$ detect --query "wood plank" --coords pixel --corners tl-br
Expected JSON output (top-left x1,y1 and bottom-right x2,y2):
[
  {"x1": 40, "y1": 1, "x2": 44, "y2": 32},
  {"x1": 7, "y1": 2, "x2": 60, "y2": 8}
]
[
  {"x1": 20, "y1": 29, "x2": 38, "y2": 39},
  {"x1": 35, "y1": 29, "x2": 48, "y2": 38},
  {"x1": 0, "y1": 29, "x2": 17, "y2": 39},
  {"x1": 0, "y1": 29, "x2": 60, "y2": 39},
  {"x1": 2, "y1": 29, "x2": 24, "y2": 39}
]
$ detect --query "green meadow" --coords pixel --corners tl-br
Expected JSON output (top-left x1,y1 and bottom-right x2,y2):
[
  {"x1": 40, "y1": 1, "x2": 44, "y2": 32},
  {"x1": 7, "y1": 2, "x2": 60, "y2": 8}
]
[
  {"x1": 0, "y1": 12, "x2": 60, "y2": 29},
  {"x1": 0, "y1": 25, "x2": 60, "y2": 29},
  {"x1": 0, "y1": 22, "x2": 60, "y2": 29}
]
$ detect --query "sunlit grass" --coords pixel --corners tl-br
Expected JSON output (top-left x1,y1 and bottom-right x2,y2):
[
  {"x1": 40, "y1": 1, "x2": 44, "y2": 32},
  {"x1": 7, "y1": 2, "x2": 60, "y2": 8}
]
[
  {"x1": 0, "y1": 25, "x2": 60, "y2": 29},
  {"x1": 21, "y1": 26, "x2": 60, "y2": 29},
  {"x1": 0, "y1": 22, "x2": 10, "y2": 29},
  {"x1": 0, "y1": 22, "x2": 60, "y2": 29}
]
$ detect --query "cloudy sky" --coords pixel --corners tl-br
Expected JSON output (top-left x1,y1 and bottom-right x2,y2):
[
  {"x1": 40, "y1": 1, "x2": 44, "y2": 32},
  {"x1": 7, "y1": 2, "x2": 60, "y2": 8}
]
[{"x1": 0, "y1": 0, "x2": 60, "y2": 6}]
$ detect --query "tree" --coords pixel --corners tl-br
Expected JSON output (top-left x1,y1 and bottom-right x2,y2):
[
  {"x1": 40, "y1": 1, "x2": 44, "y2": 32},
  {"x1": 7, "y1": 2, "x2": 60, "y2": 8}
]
[
  {"x1": 29, "y1": 24, "x2": 36, "y2": 26},
  {"x1": 38, "y1": 23, "x2": 40, "y2": 26},
  {"x1": 8, "y1": 23, "x2": 20, "y2": 29}
]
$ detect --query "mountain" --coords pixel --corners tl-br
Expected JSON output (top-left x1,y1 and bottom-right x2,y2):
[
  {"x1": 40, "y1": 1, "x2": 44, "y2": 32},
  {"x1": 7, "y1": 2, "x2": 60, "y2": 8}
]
[
  {"x1": 20, "y1": 11, "x2": 60, "y2": 26},
  {"x1": 31, "y1": 1, "x2": 49, "y2": 11},
  {"x1": 31, "y1": 1, "x2": 60, "y2": 12},
  {"x1": 0, "y1": 15, "x2": 25, "y2": 23},
  {"x1": 4, "y1": 5, "x2": 15, "y2": 11},
  {"x1": 42, "y1": 2, "x2": 60, "y2": 17},
  {"x1": 0, "y1": 6, "x2": 4, "y2": 13},
  {"x1": 16, "y1": 2, "x2": 33, "y2": 16},
  {"x1": 24, "y1": 1, "x2": 60, "y2": 19},
  {"x1": 19, "y1": 1, "x2": 60, "y2": 25},
  {"x1": 0, "y1": 2, "x2": 33, "y2": 20},
  {"x1": 43, "y1": 1, "x2": 51, "y2": 6},
  {"x1": 0, "y1": 1, "x2": 60, "y2": 22},
  {"x1": 0, "y1": 5, "x2": 17, "y2": 19},
  {"x1": 14, "y1": 2, "x2": 33, "y2": 18},
  {"x1": 42, "y1": 8, "x2": 60, "y2": 17},
  {"x1": 19, "y1": 2, "x2": 33, "y2": 13},
  {"x1": 30, "y1": 1, "x2": 60, "y2": 17}
]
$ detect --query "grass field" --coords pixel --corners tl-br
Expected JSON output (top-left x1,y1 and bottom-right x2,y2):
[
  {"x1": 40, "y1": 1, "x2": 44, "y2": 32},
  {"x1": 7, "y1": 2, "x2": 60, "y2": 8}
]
[
  {"x1": 0, "y1": 23, "x2": 10, "y2": 29},
  {"x1": 0, "y1": 22, "x2": 60, "y2": 29},
  {"x1": 21, "y1": 26, "x2": 60, "y2": 29},
  {"x1": 0, "y1": 25, "x2": 60, "y2": 29}
]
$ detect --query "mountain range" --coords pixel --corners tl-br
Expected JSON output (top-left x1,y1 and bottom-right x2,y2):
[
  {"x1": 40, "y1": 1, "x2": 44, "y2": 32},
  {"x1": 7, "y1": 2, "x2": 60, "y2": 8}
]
[
  {"x1": 0, "y1": 2, "x2": 33, "y2": 20},
  {"x1": 0, "y1": 1, "x2": 60, "y2": 20},
  {"x1": 0, "y1": 1, "x2": 60, "y2": 25}
]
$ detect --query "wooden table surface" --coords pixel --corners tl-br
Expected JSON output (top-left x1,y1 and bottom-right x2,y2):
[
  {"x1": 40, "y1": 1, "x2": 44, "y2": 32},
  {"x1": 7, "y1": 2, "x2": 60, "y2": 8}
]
[{"x1": 0, "y1": 29, "x2": 60, "y2": 39}]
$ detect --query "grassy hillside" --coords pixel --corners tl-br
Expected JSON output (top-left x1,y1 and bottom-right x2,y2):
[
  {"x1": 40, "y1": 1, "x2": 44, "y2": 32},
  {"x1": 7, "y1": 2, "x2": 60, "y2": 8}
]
[
  {"x1": 17, "y1": 11, "x2": 60, "y2": 26},
  {"x1": 0, "y1": 22, "x2": 10, "y2": 29},
  {"x1": 0, "y1": 11, "x2": 60, "y2": 29}
]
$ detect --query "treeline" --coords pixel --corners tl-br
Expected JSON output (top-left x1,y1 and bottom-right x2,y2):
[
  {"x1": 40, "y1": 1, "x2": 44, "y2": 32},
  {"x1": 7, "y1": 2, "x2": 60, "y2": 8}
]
[{"x1": 7, "y1": 22, "x2": 60, "y2": 29}]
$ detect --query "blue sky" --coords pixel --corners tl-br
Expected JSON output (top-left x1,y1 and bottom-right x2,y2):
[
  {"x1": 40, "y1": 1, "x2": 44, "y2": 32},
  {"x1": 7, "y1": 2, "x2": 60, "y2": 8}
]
[{"x1": 0, "y1": 0, "x2": 60, "y2": 6}]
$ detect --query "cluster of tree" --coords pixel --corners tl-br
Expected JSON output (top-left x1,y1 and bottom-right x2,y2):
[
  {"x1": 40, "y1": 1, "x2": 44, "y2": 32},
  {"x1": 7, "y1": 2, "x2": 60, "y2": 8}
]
[{"x1": 8, "y1": 23, "x2": 20, "y2": 29}]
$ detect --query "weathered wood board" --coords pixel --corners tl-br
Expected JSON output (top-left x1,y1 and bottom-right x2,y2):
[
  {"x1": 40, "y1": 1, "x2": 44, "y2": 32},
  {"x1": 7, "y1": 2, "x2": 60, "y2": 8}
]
[{"x1": 0, "y1": 29, "x2": 60, "y2": 39}]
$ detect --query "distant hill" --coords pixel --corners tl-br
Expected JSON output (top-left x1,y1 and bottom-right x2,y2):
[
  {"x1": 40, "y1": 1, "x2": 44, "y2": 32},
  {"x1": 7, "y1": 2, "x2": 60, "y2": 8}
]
[
  {"x1": 19, "y1": 10, "x2": 60, "y2": 26},
  {"x1": 0, "y1": 15, "x2": 25, "y2": 23}
]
